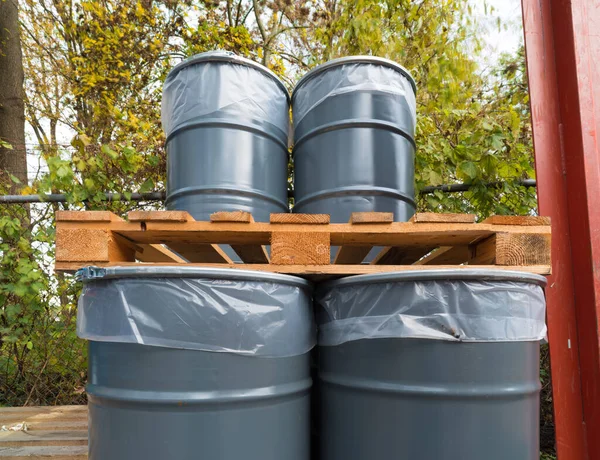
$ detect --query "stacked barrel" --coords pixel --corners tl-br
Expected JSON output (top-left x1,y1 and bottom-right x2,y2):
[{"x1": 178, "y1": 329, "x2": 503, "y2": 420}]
[{"x1": 76, "y1": 51, "x2": 547, "y2": 460}]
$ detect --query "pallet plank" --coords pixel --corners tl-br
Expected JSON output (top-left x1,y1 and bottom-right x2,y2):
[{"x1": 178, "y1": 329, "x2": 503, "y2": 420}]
[
  {"x1": 482, "y1": 215, "x2": 551, "y2": 226},
  {"x1": 230, "y1": 245, "x2": 270, "y2": 264},
  {"x1": 414, "y1": 246, "x2": 470, "y2": 265},
  {"x1": 333, "y1": 246, "x2": 372, "y2": 264},
  {"x1": 270, "y1": 214, "x2": 330, "y2": 224},
  {"x1": 271, "y1": 232, "x2": 330, "y2": 265},
  {"x1": 166, "y1": 243, "x2": 233, "y2": 264},
  {"x1": 135, "y1": 244, "x2": 186, "y2": 263},
  {"x1": 54, "y1": 262, "x2": 552, "y2": 277},
  {"x1": 371, "y1": 246, "x2": 436, "y2": 265},
  {"x1": 495, "y1": 232, "x2": 551, "y2": 266},
  {"x1": 55, "y1": 211, "x2": 121, "y2": 222},
  {"x1": 468, "y1": 235, "x2": 497, "y2": 265},
  {"x1": 107, "y1": 222, "x2": 548, "y2": 246},
  {"x1": 128, "y1": 211, "x2": 192, "y2": 222},
  {"x1": 410, "y1": 213, "x2": 476, "y2": 223},
  {"x1": 350, "y1": 212, "x2": 393, "y2": 224},
  {"x1": 210, "y1": 211, "x2": 254, "y2": 223},
  {"x1": 55, "y1": 229, "x2": 135, "y2": 263}
]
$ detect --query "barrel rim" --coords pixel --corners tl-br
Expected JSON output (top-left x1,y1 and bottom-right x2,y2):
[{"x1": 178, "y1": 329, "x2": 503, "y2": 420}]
[
  {"x1": 76, "y1": 265, "x2": 312, "y2": 289},
  {"x1": 292, "y1": 56, "x2": 417, "y2": 102},
  {"x1": 317, "y1": 269, "x2": 547, "y2": 290},
  {"x1": 166, "y1": 50, "x2": 290, "y2": 100}
]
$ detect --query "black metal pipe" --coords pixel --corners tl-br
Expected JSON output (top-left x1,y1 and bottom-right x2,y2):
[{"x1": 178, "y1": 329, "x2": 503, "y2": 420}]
[
  {"x1": 0, "y1": 181, "x2": 537, "y2": 204},
  {"x1": 419, "y1": 179, "x2": 537, "y2": 194},
  {"x1": 0, "y1": 191, "x2": 166, "y2": 204}
]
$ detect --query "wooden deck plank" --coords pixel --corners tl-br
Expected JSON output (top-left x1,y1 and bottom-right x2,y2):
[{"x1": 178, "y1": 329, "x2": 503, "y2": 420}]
[
  {"x1": 14, "y1": 422, "x2": 87, "y2": 432},
  {"x1": 0, "y1": 407, "x2": 88, "y2": 458},
  {"x1": 0, "y1": 432, "x2": 87, "y2": 448},
  {"x1": 0, "y1": 407, "x2": 85, "y2": 415},
  {"x1": 0, "y1": 446, "x2": 87, "y2": 459}
]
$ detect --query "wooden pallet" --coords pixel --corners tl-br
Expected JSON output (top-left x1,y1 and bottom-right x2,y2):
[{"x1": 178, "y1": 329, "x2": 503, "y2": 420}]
[
  {"x1": 0, "y1": 406, "x2": 87, "y2": 459},
  {"x1": 54, "y1": 211, "x2": 551, "y2": 279}
]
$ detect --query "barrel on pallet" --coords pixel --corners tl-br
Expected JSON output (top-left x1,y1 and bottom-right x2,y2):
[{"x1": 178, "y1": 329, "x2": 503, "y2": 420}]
[
  {"x1": 292, "y1": 56, "x2": 417, "y2": 223},
  {"x1": 315, "y1": 269, "x2": 547, "y2": 460},
  {"x1": 162, "y1": 51, "x2": 290, "y2": 221},
  {"x1": 77, "y1": 266, "x2": 314, "y2": 460}
]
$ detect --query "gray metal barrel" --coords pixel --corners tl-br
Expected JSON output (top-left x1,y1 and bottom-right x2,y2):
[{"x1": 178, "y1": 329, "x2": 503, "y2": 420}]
[
  {"x1": 292, "y1": 56, "x2": 417, "y2": 223},
  {"x1": 162, "y1": 51, "x2": 290, "y2": 221},
  {"x1": 77, "y1": 267, "x2": 314, "y2": 460},
  {"x1": 315, "y1": 269, "x2": 547, "y2": 460}
]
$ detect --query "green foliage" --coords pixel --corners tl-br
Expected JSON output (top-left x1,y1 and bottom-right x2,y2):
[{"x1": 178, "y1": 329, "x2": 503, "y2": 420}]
[{"x1": 3, "y1": 0, "x2": 544, "y2": 430}]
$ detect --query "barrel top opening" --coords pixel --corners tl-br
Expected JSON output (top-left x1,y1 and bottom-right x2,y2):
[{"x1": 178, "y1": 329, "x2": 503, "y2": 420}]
[
  {"x1": 76, "y1": 265, "x2": 312, "y2": 289},
  {"x1": 317, "y1": 268, "x2": 548, "y2": 290},
  {"x1": 292, "y1": 55, "x2": 417, "y2": 102},
  {"x1": 165, "y1": 50, "x2": 290, "y2": 100}
]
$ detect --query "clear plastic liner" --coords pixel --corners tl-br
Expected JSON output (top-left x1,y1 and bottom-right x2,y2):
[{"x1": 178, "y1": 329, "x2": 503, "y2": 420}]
[
  {"x1": 293, "y1": 63, "x2": 417, "y2": 129},
  {"x1": 77, "y1": 272, "x2": 315, "y2": 357},
  {"x1": 316, "y1": 278, "x2": 547, "y2": 345},
  {"x1": 161, "y1": 51, "x2": 289, "y2": 140}
]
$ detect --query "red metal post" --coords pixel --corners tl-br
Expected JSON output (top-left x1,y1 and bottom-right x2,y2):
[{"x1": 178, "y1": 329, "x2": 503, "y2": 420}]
[{"x1": 522, "y1": 0, "x2": 600, "y2": 459}]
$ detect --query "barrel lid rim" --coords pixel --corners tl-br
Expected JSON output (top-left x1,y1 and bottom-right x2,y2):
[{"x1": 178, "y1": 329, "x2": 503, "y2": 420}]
[
  {"x1": 76, "y1": 265, "x2": 312, "y2": 289},
  {"x1": 166, "y1": 50, "x2": 290, "y2": 100},
  {"x1": 292, "y1": 56, "x2": 417, "y2": 101},
  {"x1": 317, "y1": 269, "x2": 547, "y2": 290}
]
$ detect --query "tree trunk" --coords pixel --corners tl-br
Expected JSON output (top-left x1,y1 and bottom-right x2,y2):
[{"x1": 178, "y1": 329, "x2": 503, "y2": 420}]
[{"x1": 0, "y1": 0, "x2": 27, "y2": 193}]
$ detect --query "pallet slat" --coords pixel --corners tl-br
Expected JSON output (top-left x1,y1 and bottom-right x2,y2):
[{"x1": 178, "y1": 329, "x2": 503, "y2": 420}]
[
  {"x1": 166, "y1": 243, "x2": 233, "y2": 264},
  {"x1": 333, "y1": 246, "x2": 372, "y2": 265},
  {"x1": 371, "y1": 246, "x2": 435, "y2": 265}
]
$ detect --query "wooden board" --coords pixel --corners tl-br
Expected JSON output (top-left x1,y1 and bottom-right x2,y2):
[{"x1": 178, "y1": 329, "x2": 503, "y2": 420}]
[
  {"x1": 410, "y1": 213, "x2": 476, "y2": 223},
  {"x1": 54, "y1": 211, "x2": 552, "y2": 276},
  {"x1": 0, "y1": 406, "x2": 88, "y2": 459},
  {"x1": 350, "y1": 212, "x2": 393, "y2": 224},
  {"x1": 270, "y1": 214, "x2": 330, "y2": 224},
  {"x1": 54, "y1": 262, "x2": 552, "y2": 280}
]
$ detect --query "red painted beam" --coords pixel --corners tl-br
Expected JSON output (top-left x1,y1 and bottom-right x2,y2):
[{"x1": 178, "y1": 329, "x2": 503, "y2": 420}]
[{"x1": 522, "y1": 0, "x2": 600, "y2": 459}]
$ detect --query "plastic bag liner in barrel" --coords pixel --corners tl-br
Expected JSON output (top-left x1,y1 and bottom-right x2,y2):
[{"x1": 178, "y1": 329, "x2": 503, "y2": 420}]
[
  {"x1": 76, "y1": 266, "x2": 315, "y2": 357},
  {"x1": 315, "y1": 269, "x2": 547, "y2": 345},
  {"x1": 292, "y1": 57, "x2": 417, "y2": 223},
  {"x1": 161, "y1": 51, "x2": 290, "y2": 222},
  {"x1": 314, "y1": 270, "x2": 546, "y2": 460}
]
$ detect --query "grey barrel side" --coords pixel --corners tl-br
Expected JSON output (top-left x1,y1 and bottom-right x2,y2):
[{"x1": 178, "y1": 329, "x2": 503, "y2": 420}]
[
  {"x1": 315, "y1": 269, "x2": 547, "y2": 460},
  {"x1": 78, "y1": 267, "x2": 314, "y2": 460},
  {"x1": 162, "y1": 51, "x2": 291, "y2": 222},
  {"x1": 88, "y1": 343, "x2": 311, "y2": 460},
  {"x1": 292, "y1": 56, "x2": 417, "y2": 223}
]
